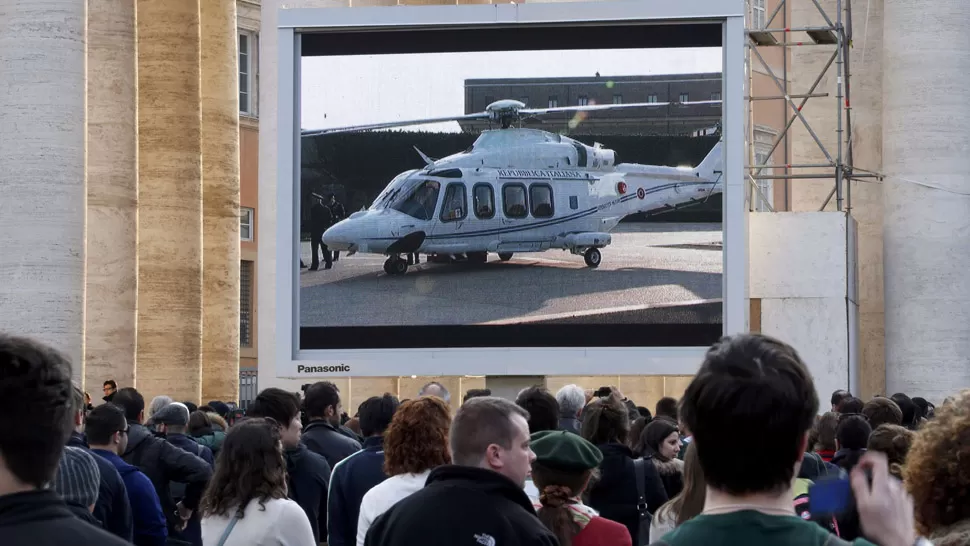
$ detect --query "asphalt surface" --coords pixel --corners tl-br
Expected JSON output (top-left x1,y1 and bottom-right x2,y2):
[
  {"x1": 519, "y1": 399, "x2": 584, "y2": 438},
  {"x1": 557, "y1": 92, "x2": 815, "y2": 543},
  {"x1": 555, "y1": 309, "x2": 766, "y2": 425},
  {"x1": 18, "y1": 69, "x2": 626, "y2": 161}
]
[{"x1": 299, "y1": 222, "x2": 723, "y2": 327}]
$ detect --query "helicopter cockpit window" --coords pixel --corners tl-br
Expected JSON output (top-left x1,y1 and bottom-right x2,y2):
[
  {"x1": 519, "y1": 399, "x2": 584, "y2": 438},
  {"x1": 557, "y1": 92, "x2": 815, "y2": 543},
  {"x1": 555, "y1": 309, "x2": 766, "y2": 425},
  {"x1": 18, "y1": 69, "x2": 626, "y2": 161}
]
[
  {"x1": 530, "y1": 184, "x2": 554, "y2": 218},
  {"x1": 503, "y1": 184, "x2": 528, "y2": 219},
  {"x1": 439, "y1": 183, "x2": 467, "y2": 223},
  {"x1": 473, "y1": 184, "x2": 495, "y2": 219},
  {"x1": 390, "y1": 179, "x2": 441, "y2": 221}
]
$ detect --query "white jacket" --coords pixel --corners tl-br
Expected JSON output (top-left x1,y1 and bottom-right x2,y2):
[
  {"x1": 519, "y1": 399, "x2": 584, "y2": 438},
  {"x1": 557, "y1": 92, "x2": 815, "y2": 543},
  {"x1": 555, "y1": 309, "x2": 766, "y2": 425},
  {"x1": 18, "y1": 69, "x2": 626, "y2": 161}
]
[
  {"x1": 356, "y1": 470, "x2": 431, "y2": 546},
  {"x1": 202, "y1": 497, "x2": 316, "y2": 546}
]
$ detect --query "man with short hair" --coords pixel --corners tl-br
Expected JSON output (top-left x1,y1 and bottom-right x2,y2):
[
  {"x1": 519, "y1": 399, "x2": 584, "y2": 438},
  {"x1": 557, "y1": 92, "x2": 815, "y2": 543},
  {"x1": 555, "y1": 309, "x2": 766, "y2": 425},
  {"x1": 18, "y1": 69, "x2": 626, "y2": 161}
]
[
  {"x1": 249, "y1": 387, "x2": 332, "y2": 544},
  {"x1": 655, "y1": 396, "x2": 679, "y2": 421},
  {"x1": 364, "y1": 397, "x2": 557, "y2": 546},
  {"x1": 831, "y1": 389, "x2": 851, "y2": 412},
  {"x1": 418, "y1": 381, "x2": 451, "y2": 405},
  {"x1": 839, "y1": 396, "x2": 865, "y2": 415},
  {"x1": 890, "y1": 393, "x2": 919, "y2": 430},
  {"x1": 555, "y1": 384, "x2": 585, "y2": 434},
  {"x1": 864, "y1": 396, "x2": 904, "y2": 429},
  {"x1": 660, "y1": 333, "x2": 925, "y2": 546},
  {"x1": 103, "y1": 379, "x2": 119, "y2": 403},
  {"x1": 153, "y1": 402, "x2": 213, "y2": 546},
  {"x1": 515, "y1": 386, "x2": 559, "y2": 434},
  {"x1": 302, "y1": 381, "x2": 362, "y2": 469},
  {"x1": 327, "y1": 194, "x2": 346, "y2": 261},
  {"x1": 0, "y1": 334, "x2": 130, "y2": 545},
  {"x1": 327, "y1": 394, "x2": 399, "y2": 546}
]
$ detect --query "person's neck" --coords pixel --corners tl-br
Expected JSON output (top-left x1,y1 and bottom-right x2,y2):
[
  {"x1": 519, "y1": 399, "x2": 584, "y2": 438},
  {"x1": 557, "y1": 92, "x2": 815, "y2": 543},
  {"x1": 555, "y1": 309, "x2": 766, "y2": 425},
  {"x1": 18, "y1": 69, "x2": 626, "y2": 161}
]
[
  {"x1": 89, "y1": 444, "x2": 116, "y2": 454},
  {"x1": 0, "y1": 470, "x2": 35, "y2": 497},
  {"x1": 702, "y1": 486, "x2": 796, "y2": 516}
]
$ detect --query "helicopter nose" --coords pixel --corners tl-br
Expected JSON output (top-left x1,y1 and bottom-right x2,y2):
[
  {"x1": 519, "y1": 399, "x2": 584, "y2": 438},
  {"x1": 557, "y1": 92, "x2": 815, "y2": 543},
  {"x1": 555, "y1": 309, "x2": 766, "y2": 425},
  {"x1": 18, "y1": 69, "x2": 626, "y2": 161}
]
[{"x1": 322, "y1": 220, "x2": 355, "y2": 252}]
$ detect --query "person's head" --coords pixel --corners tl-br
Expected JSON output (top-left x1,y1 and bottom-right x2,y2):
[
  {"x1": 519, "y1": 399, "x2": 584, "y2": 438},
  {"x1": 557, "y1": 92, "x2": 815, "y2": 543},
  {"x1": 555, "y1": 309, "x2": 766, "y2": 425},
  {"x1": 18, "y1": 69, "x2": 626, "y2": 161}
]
[
  {"x1": 207, "y1": 412, "x2": 228, "y2": 432},
  {"x1": 103, "y1": 380, "x2": 118, "y2": 397},
  {"x1": 529, "y1": 430, "x2": 604, "y2": 546},
  {"x1": 657, "y1": 441, "x2": 707, "y2": 527},
  {"x1": 836, "y1": 414, "x2": 872, "y2": 451},
  {"x1": 866, "y1": 424, "x2": 914, "y2": 480},
  {"x1": 200, "y1": 418, "x2": 288, "y2": 518},
  {"x1": 463, "y1": 388, "x2": 491, "y2": 403},
  {"x1": 188, "y1": 410, "x2": 213, "y2": 436},
  {"x1": 85, "y1": 403, "x2": 130, "y2": 455},
  {"x1": 861, "y1": 396, "x2": 901, "y2": 428},
  {"x1": 248, "y1": 388, "x2": 302, "y2": 448},
  {"x1": 450, "y1": 396, "x2": 533, "y2": 487},
  {"x1": 640, "y1": 418, "x2": 681, "y2": 462},
  {"x1": 146, "y1": 395, "x2": 173, "y2": 424},
  {"x1": 555, "y1": 384, "x2": 586, "y2": 419},
  {"x1": 592, "y1": 386, "x2": 613, "y2": 398},
  {"x1": 831, "y1": 389, "x2": 851, "y2": 411},
  {"x1": 681, "y1": 334, "x2": 818, "y2": 497},
  {"x1": 153, "y1": 402, "x2": 191, "y2": 435},
  {"x1": 891, "y1": 393, "x2": 919, "y2": 429},
  {"x1": 903, "y1": 389, "x2": 970, "y2": 536},
  {"x1": 418, "y1": 381, "x2": 451, "y2": 405},
  {"x1": 580, "y1": 393, "x2": 629, "y2": 446},
  {"x1": 837, "y1": 396, "x2": 864, "y2": 415},
  {"x1": 911, "y1": 397, "x2": 933, "y2": 421},
  {"x1": 814, "y1": 412, "x2": 840, "y2": 452},
  {"x1": 53, "y1": 446, "x2": 101, "y2": 512},
  {"x1": 637, "y1": 406, "x2": 653, "y2": 420},
  {"x1": 84, "y1": 392, "x2": 91, "y2": 406},
  {"x1": 358, "y1": 393, "x2": 399, "y2": 438},
  {"x1": 655, "y1": 397, "x2": 679, "y2": 421},
  {"x1": 383, "y1": 396, "x2": 452, "y2": 476},
  {"x1": 0, "y1": 334, "x2": 76, "y2": 493},
  {"x1": 183, "y1": 401, "x2": 198, "y2": 414},
  {"x1": 515, "y1": 386, "x2": 560, "y2": 434},
  {"x1": 629, "y1": 416, "x2": 650, "y2": 454},
  {"x1": 303, "y1": 381, "x2": 342, "y2": 426},
  {"x1": 111, "y1": 387, "x2": 146, "y2": 424},
  {"x1": 71, "y1": 384, "x2": 86, "y2": 432},
  {"x1": 207, "y1": 401, "x2": 231, "y2": 419}
]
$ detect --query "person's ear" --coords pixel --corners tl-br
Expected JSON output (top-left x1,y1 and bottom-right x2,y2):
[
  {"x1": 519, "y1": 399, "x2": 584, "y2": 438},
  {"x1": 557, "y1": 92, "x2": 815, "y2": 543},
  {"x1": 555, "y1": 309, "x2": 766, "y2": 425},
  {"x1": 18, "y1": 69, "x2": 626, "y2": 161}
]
[
  {"x1": 484, "y1": 444, "x2": 503, "y2": 470},
  {"x1": 797, "y1": 431, "x2": 809, "y2": 460},
  {"x1": 138, "y1": 410, "x2": 145, "y2": 423}
]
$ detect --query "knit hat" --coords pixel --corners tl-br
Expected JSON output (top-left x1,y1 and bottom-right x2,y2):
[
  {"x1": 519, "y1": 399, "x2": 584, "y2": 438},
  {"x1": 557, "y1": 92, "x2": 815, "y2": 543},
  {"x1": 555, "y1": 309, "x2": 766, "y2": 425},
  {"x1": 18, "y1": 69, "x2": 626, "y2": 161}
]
[
  {"x1": 530, "y1": 429, "x2": 603, "y2": 472},
  {"x1": 153, "y1": 402, "x2": 190, "y2": 426},
  {"x1": 54, "y1": 446, "x2": 101, "y2": 508}
]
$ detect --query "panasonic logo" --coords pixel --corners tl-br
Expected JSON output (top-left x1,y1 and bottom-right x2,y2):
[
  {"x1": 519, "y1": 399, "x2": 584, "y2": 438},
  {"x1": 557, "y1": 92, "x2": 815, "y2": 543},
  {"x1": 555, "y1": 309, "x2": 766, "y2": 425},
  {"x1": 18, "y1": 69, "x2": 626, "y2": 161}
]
[{"x1": 297, "y1": 364, "x2": 350, "y2": 374}]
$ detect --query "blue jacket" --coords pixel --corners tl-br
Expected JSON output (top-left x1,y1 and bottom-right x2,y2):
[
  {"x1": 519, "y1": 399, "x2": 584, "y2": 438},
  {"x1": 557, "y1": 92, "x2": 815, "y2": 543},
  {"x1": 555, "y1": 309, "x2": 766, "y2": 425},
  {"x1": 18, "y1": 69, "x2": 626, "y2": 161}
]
[
  {"x1": 92, "y1": 449, "x2": 168, "y2": 546},
  {"x1": 68, "y1": 432, "x2": 133, "y2": 542},
  {"x1": 327, "y1": 436, "x2": 388, "y2": 546}
]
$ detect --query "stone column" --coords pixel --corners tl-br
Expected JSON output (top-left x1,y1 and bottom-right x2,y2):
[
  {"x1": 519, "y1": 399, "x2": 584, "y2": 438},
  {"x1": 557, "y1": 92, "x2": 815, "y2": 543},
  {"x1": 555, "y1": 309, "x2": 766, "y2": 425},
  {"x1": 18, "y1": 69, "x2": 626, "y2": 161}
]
[
  {"x1": 136, "y1": 0, "x2": 204, "y2": 402},
  {"x1": 0, "y1": 0, "x2": 87, "y2": 381},
  {"x1": 200, "y1": 0, "x2": 241, "y2": 404},
  {"x1": 883, "y1": 0, "x2": 970, "y2": 402},
  {"x1": 86, "y1": 0, "x2": 139, "y2": 392}
]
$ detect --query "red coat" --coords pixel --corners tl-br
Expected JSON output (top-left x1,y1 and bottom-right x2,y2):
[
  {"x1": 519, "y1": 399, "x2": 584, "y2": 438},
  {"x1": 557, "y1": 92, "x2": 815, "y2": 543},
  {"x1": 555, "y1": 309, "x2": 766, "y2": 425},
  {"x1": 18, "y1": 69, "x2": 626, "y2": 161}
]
[{"x1": 574, "y1": 516, "x2": 633, "y2": 546}]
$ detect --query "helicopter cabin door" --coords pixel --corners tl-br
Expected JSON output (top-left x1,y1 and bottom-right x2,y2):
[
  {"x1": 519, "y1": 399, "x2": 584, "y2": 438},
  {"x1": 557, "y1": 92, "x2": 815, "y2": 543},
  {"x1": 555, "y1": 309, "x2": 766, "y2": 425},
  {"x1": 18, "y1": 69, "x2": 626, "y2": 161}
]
[
  {"x1": 495, "y1": 180, "x2": 554, "y2": 253},
  {"x1": 429, "y1": 181, "x2": 471, "y2": 254}
]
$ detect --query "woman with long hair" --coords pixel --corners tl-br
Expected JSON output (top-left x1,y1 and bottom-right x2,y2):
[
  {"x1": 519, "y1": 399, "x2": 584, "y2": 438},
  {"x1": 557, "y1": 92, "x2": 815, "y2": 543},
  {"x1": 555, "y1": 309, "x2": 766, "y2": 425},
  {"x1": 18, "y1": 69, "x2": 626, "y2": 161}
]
[
  {"x1": 356, "y1": 396, "x2": 452, "y2": 546},
  {"x1": 648, "y1": 442, "x2": 705, "y2": 541},
  {"x1": 199, "y1": 418, "x2": 314, "y2": 546},
  {"x1": 638, "y1": 418, "x2": 685, "y2": 498}
]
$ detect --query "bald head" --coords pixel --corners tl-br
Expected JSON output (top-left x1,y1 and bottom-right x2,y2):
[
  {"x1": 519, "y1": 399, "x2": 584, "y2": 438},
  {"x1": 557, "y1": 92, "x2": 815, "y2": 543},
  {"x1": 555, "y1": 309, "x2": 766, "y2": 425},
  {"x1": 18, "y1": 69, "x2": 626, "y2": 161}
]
[{"x1": 419, "y1": 381, "x2": 451, "y2": 404}]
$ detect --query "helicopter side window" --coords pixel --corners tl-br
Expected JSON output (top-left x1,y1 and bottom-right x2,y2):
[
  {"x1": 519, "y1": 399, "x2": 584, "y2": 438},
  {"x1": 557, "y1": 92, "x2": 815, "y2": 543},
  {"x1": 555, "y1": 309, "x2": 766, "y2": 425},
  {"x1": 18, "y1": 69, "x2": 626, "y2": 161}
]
[
  {"x1": 439, "y1": 183, "x2": 467, "y2": 223},
  {"x1": 569, "y1": 196, "x2": 579, "y2": 210},
  {"x1": 390, "y1": 179, "x2": 441, "y2": 221},
  {"x1": 530, "y1": 184, "x2": 554, "y2": 218},
  {"x1": 473, "y1": 184, "x2": 495, "y2": 219},
  {"x1": 502, "y1": 184, "x2": 528, "y2": 219}
]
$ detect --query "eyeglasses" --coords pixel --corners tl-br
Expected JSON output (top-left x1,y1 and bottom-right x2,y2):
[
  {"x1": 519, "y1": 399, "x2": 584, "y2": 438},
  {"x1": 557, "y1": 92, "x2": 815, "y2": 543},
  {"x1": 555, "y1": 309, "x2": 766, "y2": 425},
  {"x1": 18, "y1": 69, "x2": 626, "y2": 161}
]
[{"x1": 118, "y1": 426, "x2": 130, "y2": 435}]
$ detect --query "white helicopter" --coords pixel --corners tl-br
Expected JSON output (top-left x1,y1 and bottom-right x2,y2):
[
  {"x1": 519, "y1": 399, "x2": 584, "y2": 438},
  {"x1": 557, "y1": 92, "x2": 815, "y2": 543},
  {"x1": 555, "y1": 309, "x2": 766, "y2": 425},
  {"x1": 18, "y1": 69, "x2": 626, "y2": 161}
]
[{"x1": 305, "y1": 98, "x2": 723, "y2": 275}]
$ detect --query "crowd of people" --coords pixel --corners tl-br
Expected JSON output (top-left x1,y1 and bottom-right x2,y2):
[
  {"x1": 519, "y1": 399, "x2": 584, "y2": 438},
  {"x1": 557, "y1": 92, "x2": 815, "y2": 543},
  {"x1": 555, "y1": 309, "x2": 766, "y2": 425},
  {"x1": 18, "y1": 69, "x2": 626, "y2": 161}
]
[{"x1": 1, "y1": 331, "x2": 968, "y2": 546}]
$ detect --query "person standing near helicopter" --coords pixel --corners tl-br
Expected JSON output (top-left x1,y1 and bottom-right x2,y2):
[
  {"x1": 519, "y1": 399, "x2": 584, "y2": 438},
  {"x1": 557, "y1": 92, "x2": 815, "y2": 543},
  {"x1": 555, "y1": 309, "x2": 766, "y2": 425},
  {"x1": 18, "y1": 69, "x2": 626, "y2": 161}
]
[
  {"x1": 309, "y1": 195, "x2": 333, "y2": 271},
  {"x1": 327, "y1": 194, "x2": 346, "y2": 262}
]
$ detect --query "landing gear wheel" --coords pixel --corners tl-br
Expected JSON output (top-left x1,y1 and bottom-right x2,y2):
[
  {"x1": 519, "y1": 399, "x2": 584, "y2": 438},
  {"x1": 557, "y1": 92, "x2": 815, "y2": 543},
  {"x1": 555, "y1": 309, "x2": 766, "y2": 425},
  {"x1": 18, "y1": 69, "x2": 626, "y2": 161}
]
[
  {"x1": 584, "y1": 248, "x2": 601, "y2": 268},
  {"x1": 468, "y1": 251, "x2": 488, "y2": 264},
  {"x1": 498, "y1": 252, "x2": 513, "y2": 262},
  {"x1": 384, "y1": 257, "x2": 408, "y2": 275}
]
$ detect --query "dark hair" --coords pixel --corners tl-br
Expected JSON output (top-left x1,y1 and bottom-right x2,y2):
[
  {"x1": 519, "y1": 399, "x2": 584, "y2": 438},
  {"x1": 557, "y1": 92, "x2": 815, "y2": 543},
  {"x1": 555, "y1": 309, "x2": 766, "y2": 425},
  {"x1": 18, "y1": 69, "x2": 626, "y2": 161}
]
[
  {"x1": 831, "y1": 389, "x2": 850, "y2": 408},
  {"x1": 200, "y1": 418, "x2": 288, "y2": 518},
  {"x1": 593, "y1": 386, "x2": 613, "y2": 398},
  {"x1": 637, "y1": 406, "x2": 653, "y2": 420},
  {"x1": 358, "y1": 394, "x2": 399, "y2": 437},
  {"x1": 248, "y1": 388, "x2": 300, "y2": 425},
  {"x1": 0, "y1": 335, "x2": 75, "y2": 488},
  {"x1": 836, "y1": 414, "x2": 872, "y2": 451},
  {"x1": 838, "y1": 396, "x2": 864, "y2": 414},
  {"x1": 531, "y1": 463, "x2": 596, "y2": 546},
  {"x1": 655, "y1": 442, "x2": 706, "y2": 527},
  {"x1": 104, "y1": 380, "x2": 117, "y2": 390},
  {"x1": 629, "y1": 416, "x2": 651, "y2": 453},
  {"x1": 198, "y1": 405, "x2": 215, "y2": 414},
  {"x1": 814, "y1": 412, "x2": 839, "y2": 452},
  {"x1": 188, "y1": 411, "x2": 214, "y2": 436},
  {"x1": 655, "y1": 397, "x2": 679, "y2": 420},
  {"x1": 580, "y1": 395, "x2": 629, "y2": 446},
  {"x1": 891, "y1": 393, "x2": 918, "y2": 429},
  {"x1": 112, "y1": 387, "x2": 145, "y2": 422},
  {"x1": 911, "y1": 397, "x2": 932, "y2": 421},
  {"x1": 463, "y1": 388, "x2": 492, "y2": 403},
  {"x1": 303, "y1": 382, "x2": 340, "y2": 419},
  {"x1": 640, "y1": 418, "x2": 680, "y2": 462},
  {"x1": 680, "y1": 334, "x2": 818, "y2": 496},
  {"x1": 85, "y1": 404, "x2": 128, "y2": 446},
  {"x1": 450, "y1": 397, "x2": 529, "y2": 466},
  {"x1": 862, "y1": 397, "x2": 903, "y2": 429},
  {"x1": 384, "y1": 397, "x2": 452, "y2": 475},
  {"x1": 515, "y1": 386, "x2": 560, "y2": 434},
  {"x1": 866, "y1": 424, "x2": 914, "y2": 480},
  {"x1": 183, "y1": 401, "x2": 199, "y2": 414}
]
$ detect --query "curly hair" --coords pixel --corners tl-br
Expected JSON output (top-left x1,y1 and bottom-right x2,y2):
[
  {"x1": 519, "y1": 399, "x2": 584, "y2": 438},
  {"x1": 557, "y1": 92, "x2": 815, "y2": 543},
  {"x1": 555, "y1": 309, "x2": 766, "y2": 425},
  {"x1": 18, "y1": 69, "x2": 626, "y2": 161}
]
[
  {"x1": 383, "y1": 396, "x2": 452, "y2": 476},
  {"x1": 200, "y1": 418, "x2": 288, "y2": 518},
  {"x1": 903, "y1": 389, "x2": 970, "y2": 535}
]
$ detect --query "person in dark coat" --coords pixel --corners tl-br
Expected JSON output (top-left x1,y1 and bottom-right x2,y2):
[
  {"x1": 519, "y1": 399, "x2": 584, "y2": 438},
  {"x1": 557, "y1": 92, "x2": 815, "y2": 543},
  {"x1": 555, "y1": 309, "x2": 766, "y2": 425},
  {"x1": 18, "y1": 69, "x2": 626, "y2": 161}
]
[
  {"x1": 327, "y1": 394, "x2": 399, "y2": 546},
  {"x1": 0, "y1": 334, "x2": 131, "y2": 546},
  {"x1": 154, "y1": 402, "x2": 214, "y2": 546},
  {"x1": 302, "y1": 381, "x2": 362, "y2": 469},
  {"x1": 364, "y1": 397, "x2": 558, "y2": 546},
  {"x1": 52, "y1": 446, "x2": 104, "y2": 527},
  {"x1": 328, "y1": 194, "x2": 346, "y2": 261},
  {"x1": 103, "y1": 379, "x2": 118, "y2": 403},
  {"x1": 555, "y1": 384, "x2": 586, "y2": 435},
  {"x1": 310, "y1": 196, "x2": 333, "y2": 270},
  {"x1": 638, "y1": 418, "x2": 686, "y2": 499}
]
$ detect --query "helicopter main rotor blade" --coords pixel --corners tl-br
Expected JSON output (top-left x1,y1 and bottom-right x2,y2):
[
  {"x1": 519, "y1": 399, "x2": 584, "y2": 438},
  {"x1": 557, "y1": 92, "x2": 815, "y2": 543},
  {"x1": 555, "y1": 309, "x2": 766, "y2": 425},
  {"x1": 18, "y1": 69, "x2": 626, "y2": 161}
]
[
  {"x1": 302, "y1": 113, "x2": 490, "y2": 137},
  {"x1": 520, "y1": 99, "x2": 722, "y2": 116}
]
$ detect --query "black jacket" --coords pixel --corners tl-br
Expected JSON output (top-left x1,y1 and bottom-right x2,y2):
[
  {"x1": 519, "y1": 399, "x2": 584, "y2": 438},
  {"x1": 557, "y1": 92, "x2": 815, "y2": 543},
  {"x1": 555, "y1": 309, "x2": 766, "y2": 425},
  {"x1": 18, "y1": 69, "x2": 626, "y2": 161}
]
[
  {"x1": 328, "y1": 436, "x2": 388, "y2": 546},
  {"x1": 68, "y1": 432, "x2": 134, "y2": 542},
  {"x1": 302, "y1": 419, "x2": 362, "y2": 470},
  {"x1": 310, "y1": 202, "x2": 333, "y2": 235},
  {"x1": 329, "y1": 201, "x2": 346, "y2": 223},
  {"x1": 587, "y1": 442, "x2": 668, "y2": 545},
  {"x1": 0, "y1": 489, "x2": 131, "y2": 546},
  {"x1": 364, "y1": 465, "x2": 558, "y2": 546},
  {"x1": 286, "y1": 443, "x2": 332, "y2": 544},
  {"x1": 122, "y1": 422, "x2": 212, "y2": 534},
  {"x1": 645, "y1": 454, "x2": 685, "y2": 499},
  {"x1": 164, "y1": 433, "x2": 214, "y2": 546}
]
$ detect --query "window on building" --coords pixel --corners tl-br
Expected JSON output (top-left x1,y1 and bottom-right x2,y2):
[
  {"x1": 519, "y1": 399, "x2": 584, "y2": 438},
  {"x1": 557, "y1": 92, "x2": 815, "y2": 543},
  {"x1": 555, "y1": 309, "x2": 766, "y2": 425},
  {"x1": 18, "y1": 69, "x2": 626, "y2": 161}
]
[
  {"x1": 548, "y1": 95, "x2": 559, "y2": 108},
  {"x1": 530, "y1": 184, "x2": 554, "y2": 218},
  {"x1": 754, "y1": 150, "x2": 774, "y2": 211},
  {"x1": 578, "y1": 95, "x2": 589, "y2": 106},
  {"x1": 239, "y1": 31, "x2": 256, "y2": 116},
  {"x1": 647, "y1": 94, "x2": 659, "y2": 104},
  {"x1": 439, "y1": 183, "x2": 467, "y2": 222},
  {"x1": 711, "y1": 91, "x2": 721, "y2": 105},
  {"x1": 679, "y1": 92, "x2": 690, "y2": 105},
  {"x1": 503, "y1": 184, "x2": 528, "y2": 218},
  {"x1": 241, "y1": 207, "x2": 254, "y2": 241},
  {"x1": 752, "y1": 0, "x2": 767, "y2": 30},
  {"x1": 240, "y1": 260, "x2": 253, "y2": 348},
  {"x1": 612, "y1": 94, "x2": 623, "y2": 105},
  {"x1": 473, "y1": 184, "x2": 495, "y2": 219}
]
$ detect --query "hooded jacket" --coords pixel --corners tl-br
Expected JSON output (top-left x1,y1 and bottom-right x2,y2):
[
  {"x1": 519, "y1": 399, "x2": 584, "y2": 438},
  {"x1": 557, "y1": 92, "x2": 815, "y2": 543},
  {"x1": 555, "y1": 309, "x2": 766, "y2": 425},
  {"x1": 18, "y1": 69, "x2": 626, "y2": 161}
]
[
  {"x1": 92, "y1": 449, "x2": 169, "y2": 546},
  {"x1": 0, "y1": 489, "x2": 132, "y2": 546},
  {"x1": 191, "y1": 429, "x2": 225, "y2": 456},
  {"x1": 286, "y1": 442, "x2": 333, "y2": 544},
  {"x1": 363, "y1": 465, "x2": 558, "y2": 546},
  {"x1": 328, "y1": 436, "x2": 388, "y2": 546},
  {"x1": 587, "y1": 442, "x2": 669, "y2": 546},
  {"x1": 68, "y1": 431, "x2": 134, "y2": 541},
  {"x1": 302, "y1": 419, "x2": 362, "y2": 470}
]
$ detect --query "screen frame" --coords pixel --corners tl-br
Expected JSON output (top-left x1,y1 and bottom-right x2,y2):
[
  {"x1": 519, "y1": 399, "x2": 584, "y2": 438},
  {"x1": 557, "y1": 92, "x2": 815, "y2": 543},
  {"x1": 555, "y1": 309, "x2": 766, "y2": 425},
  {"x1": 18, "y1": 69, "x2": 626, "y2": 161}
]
[{"x1": 275, "y1": 0, "x2": 748, "y2": 378}]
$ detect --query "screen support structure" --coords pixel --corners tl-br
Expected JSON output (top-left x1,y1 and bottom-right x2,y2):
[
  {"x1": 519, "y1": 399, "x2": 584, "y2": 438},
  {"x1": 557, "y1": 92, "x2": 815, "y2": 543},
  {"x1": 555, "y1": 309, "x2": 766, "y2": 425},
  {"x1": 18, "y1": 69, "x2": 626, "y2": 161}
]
[{"x1": 275, "y1": 0, "x2": 748, "y2": 378}]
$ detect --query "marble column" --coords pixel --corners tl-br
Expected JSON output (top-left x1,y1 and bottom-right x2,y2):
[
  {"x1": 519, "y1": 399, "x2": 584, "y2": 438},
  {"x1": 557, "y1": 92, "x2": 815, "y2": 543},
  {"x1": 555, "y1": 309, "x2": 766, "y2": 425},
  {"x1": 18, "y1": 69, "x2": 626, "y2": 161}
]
[
  {"x1": 85, "y1": 0, "x2": 139, "y2": 392},
  {"x1": 200, "y1": 0, "x2": 242, "y2": 404},
  {"x1": 136, "y1": 0, "x2": 204, "y2": 402},
  {"x1": 0, "y1": 0, "x2": 87, "y2": 381}
]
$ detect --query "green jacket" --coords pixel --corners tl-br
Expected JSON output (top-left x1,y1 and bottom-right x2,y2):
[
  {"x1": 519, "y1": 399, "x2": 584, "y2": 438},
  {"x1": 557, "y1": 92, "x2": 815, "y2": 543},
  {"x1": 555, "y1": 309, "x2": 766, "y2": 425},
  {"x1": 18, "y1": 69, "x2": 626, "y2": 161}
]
[{"x1": 192, "y1": 431, "x2": 226, "y2": 455}]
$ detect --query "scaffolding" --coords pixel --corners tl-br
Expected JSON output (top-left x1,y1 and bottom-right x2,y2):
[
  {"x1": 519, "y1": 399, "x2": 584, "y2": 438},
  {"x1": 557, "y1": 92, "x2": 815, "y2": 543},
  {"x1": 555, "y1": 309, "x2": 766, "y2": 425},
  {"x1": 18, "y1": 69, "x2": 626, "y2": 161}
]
[{"x1": 744, "y1": 0, "x2": 881, "y2": 213}]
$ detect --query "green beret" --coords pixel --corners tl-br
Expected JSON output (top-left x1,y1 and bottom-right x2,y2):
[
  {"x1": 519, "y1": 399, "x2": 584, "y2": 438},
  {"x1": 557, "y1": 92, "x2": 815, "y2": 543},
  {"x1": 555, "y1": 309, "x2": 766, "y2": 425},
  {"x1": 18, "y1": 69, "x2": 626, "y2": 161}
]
[{"x1": 530, "y1": 430, "x2": 603, "y2": 472}]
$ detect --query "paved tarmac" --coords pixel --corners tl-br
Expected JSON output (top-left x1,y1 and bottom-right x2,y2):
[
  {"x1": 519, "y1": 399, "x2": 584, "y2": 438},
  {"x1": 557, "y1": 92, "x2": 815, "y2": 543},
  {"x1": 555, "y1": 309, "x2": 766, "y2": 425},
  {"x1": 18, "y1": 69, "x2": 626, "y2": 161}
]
[{"x1": 299, "y1": 222, "x2": 723, "y2": 327}]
